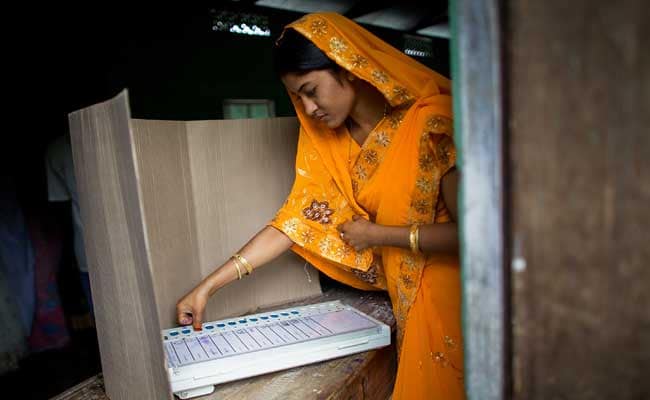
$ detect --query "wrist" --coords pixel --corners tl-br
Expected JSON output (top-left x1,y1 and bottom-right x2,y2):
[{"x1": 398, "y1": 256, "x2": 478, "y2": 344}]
[
  {"x1": 368, "y1": 223, "x2": 385, "y2": 247},
  {"x1": 372, "y1": 224, "x2": 412, "y2": 249},
  {"x1": 202, "y1": 272, "x2": 223, "y2": 296}
]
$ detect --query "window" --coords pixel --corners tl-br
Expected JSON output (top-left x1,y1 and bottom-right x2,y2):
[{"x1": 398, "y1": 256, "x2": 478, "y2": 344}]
[
  {"x1": 403, "y1": 34, "x2": 434, "y2": 58},
  {"x1": 223, "y1": 99, "x2": 276, "y2": 119},
  {"x1": 210, "y1": 10, "x2": 271, "y2": 37}
]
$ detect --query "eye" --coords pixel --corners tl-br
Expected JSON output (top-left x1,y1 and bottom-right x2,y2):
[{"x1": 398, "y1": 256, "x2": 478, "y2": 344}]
[{"x1": 306, "y1": 87, "x2": 317, "y2": 97}]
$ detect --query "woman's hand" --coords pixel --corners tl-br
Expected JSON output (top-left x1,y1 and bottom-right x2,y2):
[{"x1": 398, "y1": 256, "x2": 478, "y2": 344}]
[
  {"x1": 174, "y1": 226, "x2": 294, "y2": 331},
  {"x1": 337, "y1": 215, "x2": 378, "y2": 251},
  {"x1": 176, "y1": 283, "x2": 210, "y2": 330}
]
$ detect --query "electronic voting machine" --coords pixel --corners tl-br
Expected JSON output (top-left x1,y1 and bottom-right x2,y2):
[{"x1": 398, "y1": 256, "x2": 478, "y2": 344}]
[{"x1": 161, "y1": 300, "x2": 391, "y2": 399}]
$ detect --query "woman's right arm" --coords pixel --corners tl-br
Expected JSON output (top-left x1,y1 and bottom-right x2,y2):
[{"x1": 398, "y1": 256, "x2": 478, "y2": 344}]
[{"x1": 176, "y1": 225, "x2": 293, "y2": 330}]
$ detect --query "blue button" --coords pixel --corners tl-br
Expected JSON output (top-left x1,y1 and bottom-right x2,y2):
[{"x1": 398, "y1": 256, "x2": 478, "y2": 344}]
[
  {"x1": 249, "y1": 318, "x2": 258, "y2": 322},
  {"x1": 169, "y1": 331, "x2": 179, "y2": 336},
  {"x1": 182, "y1": 329, "x2": 191, "y2": 334},
  {"x1": 228, "y1": 322, "x2": 237, "y2": 326},
  {"x1": 281, "y1": 312, "x2": 289, "y2": 316},
  {"x1": 271, "y1": 314, "x2": 279, "y2": 318},
  {"x1": 260, "y1": 316, "x2": 269, "y2": 320},
  {"x1": 239, "y1": 319, "x2": 247, "y2": 323},
  {"x1": 205, "y1": 325, "x2": 214, "y2": 330},
  {"x1": 291, "y1": 311, "x2": 299, "y2": 314},
  {"x1": 217, "y1": 323, "x2": 226, "y2": 328}
]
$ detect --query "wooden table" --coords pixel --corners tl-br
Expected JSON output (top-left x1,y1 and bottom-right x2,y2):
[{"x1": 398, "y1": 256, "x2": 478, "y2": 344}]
[{"x1": 52, "y1": 287, "x2": 396, "y2": 400}]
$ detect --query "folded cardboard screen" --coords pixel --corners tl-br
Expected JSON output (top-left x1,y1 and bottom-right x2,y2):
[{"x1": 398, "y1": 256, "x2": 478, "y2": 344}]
[{"x1": 68, "y1": 90, "x2": 321, "y2": 400}]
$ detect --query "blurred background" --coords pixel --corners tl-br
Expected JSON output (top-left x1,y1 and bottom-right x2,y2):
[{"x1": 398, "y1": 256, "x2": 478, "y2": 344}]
[{"x1": 0, "y1": 1, "x2": 450, "y2": 398}]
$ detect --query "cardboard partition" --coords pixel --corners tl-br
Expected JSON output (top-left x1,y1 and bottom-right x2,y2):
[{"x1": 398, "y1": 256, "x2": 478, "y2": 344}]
[{"x1": 68, "y1": 90, "x2": 321, "y2": 400}]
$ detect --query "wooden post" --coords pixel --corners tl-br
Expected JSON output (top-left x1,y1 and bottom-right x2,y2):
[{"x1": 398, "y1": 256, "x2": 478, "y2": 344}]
[
  {"x1": 451, "y1": 1, "x2": 508, "y2": 399},
  {"x1": 507, "y1": 1, "x2": 650, "y2": 399}
]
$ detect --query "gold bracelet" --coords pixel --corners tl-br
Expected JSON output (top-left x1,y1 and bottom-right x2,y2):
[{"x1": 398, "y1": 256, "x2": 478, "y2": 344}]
[
  {"x1": 409, "y1": 224, "x2": 421, "y2": 254},
  {"x1": 232, "y1": 258, "x2": 243, "y2": 280},
  {"x1": 234, "y1": 253, "x2": 253, "y2": 275}
]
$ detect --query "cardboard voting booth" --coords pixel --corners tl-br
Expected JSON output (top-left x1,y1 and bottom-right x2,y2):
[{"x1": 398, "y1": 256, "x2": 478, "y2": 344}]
[{"x1": 68, "y1": 90, "x2": 322, "y2": 399}]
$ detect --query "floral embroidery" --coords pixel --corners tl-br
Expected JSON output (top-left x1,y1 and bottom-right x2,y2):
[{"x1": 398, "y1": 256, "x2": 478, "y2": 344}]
[
  {"x1": 310, "y1": 19, "x2": 328, "y2": 36},
  {"x1": 353, "y1": 164, "x2": 367, "y2": 181},
  {"x1": 401, "y1": 272, "x2": 415, "y2": 289},
  {"x1": 392, "y1": 86, "x2": 412, "y2": 102},
  {"x1": 353, "y1": 263, "x2": 378, "y2": 284},
  {"x1": 427, "y1": 115, "x2": 453, "y2": 134},
  {"x1": 300, "y1": 229, "x2": 315, "y2": 245},
  {"x1": 329, "y1": 37, "x2": 348, "y2": 56},
  {"x1": 372, "y1": 70, "x2": 389, "y2": 84},
  {"x1": 418, "y1": 153, "x2": 435, "y2": 171},
  {"x1": 318, "y1": 236, "x2": 333, "y2": 255},
  {"x1": 348, "y1": 111, "x2": 400, "y2": 196},
  {"x1": 416, "y1": 177, "x2": 433, "y2": 193},
  {"x1": 334, "y1": 244, "x2": 353, "y2": 260},
  {"x1": 362, "y1": 149, "x2": 379, "y2": 165},
  {"x1": 374, "y1": 131, "x2": 390, "y2": 147},
  {"x1": 388, "y1": 111, "x2": 404, "y2": 129},
  {"x1": 282, "y1": 218, "x2": 300, "y2": 235},
  {"x1": 402, "y1": 254, "x2": 417, "y2": 269},
  {"x1": 350, "y1": 54, "x2": 368, "y2": 69},
  {"x1": 432, "y1": 351, "x2": 450, "y2": 367},
  {"x1": 302, "y1": 200, "x2": 334, "y2": 224},
  {"x1": 436, "y1": 136, "x2": 453, "y2": 166},
  {"x1": 412, "y1": 199, "x2": 431, "y2": 215},
  {"x1": 288, "y1": 13, "x2": 414, "y2": 113},
  {"x1": 393, "y1": 111, "x2": 457, "y2": 349},
  {"x1": 444, "y1": 335, "x2": 457, "y2": 351}
]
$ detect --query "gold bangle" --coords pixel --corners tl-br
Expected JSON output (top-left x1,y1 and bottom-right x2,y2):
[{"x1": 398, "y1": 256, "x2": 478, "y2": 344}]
[
  {"x1": 232, "y1": 258, "x2": 243, "y2": 280},
  {"x1": 409, "y1": 224, "x2": 421, "y2": 254},
  {"x1": 234, "y1": 253, "x2": 253, "y2": 275}
]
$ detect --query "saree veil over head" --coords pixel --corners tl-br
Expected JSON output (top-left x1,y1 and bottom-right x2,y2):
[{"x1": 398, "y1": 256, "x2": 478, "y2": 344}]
[{"x1": 270, "y1": 13, "x2": 456, "y2": 345}]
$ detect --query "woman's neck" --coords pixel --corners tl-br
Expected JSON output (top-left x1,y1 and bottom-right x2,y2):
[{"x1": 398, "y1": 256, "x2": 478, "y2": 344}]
[{"x1": 346, "y1": 83, "x2": 387, "y2": 142}]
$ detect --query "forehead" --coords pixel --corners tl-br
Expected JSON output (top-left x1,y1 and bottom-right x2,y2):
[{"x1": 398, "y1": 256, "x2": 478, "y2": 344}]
[{"x1": 281, "y1": 69, "x2": 335, "y2": 93}]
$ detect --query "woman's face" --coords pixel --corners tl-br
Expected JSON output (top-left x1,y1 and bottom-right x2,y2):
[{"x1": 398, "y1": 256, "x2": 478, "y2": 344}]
[{"x1": 281, "y1": 69, "x2": 356, "y2": 129}]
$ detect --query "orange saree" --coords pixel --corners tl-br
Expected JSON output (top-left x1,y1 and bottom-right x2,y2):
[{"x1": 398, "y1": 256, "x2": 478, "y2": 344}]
[{"x1": 270, "y1": 13, "x2": 464, "y2": 399}]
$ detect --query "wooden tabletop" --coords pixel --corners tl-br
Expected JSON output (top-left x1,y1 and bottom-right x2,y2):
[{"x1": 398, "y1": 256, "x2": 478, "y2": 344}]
[{"x1": 52, "y1": 286, "x2": 396, "y2": 400}]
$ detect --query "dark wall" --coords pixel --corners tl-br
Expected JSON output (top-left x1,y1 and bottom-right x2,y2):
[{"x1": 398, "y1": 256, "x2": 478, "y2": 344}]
[
  {"x1": 41, "y1": 5, "x2": 448, "y2": 119},
  {"x1": 76, "y1": 7, "x2": 449, "y2": 121},
  {"x1": 8, "y1": 4, "x2": 449, "y2": 203},
  {"x1": 19, "y1": 4, "x2": 450, "y2": 132}
]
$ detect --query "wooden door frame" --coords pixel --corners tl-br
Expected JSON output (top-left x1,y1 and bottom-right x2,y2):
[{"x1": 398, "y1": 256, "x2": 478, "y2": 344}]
[{"x1": 450, "y1": 0, "x2": 508, "y2": 399}]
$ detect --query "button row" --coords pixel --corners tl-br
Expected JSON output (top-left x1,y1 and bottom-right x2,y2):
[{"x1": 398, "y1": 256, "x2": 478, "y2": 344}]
[{"x1": 165, "y1": 310, "x2": 302, "y2": 337}]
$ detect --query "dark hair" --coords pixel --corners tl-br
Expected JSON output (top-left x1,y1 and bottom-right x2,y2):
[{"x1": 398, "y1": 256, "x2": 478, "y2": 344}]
[{"x1": 273, "y1": 29, "x2": 339, "y2": 77}]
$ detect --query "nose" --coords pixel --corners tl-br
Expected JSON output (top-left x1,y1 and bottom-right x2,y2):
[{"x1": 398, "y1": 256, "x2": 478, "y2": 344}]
[{"x1": 300, "y1": 97, "x2": 319, "y2": 117}]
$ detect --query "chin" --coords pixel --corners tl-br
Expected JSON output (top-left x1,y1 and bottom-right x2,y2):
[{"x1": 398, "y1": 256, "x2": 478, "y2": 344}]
[{"x1": 325, "y1": 118, "x2": 343, "y2": 129}]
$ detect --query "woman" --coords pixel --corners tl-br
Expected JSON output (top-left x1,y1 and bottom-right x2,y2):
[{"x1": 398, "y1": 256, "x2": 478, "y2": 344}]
[{"x1": 177, "y1": 12, "x2": 464, "y2": 399}]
